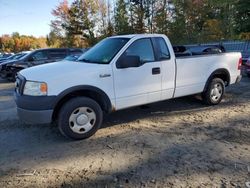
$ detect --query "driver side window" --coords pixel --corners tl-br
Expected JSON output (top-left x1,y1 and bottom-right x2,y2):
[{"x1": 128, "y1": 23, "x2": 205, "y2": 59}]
[
  {"x1": 125, "y1": 38, "x2": 155, "y2": 63},
  {"x1": 31, "y1": 51, "x2": 48, "y2": 61}
]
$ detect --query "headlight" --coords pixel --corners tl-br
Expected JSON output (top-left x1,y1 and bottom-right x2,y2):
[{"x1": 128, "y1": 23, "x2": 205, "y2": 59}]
[{"x1": 23, "y1": 81, "x2": 47, "y2": 96}]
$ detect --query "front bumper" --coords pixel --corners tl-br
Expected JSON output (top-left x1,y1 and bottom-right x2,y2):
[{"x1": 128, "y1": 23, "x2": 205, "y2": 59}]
[
  {"x1": 17, "y1": 107, "x2": 53, "y2": 124},
  {"x1": 14, "y1": 91, "x2": 56, "y2": 124}
]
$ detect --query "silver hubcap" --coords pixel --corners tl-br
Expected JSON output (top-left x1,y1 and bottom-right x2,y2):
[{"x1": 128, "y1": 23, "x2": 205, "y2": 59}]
[
  {"x1": 69, "y1": 107, "x2": 96, "y2": 134},
  {"x1": 210, "y1": 83, "x2": 223, "y2": 102}
]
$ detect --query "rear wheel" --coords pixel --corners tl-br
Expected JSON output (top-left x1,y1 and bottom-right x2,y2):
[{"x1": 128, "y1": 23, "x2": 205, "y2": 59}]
[
  {"x1": 58, "y1": 97, "x2": 103, "y2": 140},
  {"x1": 202, "y1": 78, "x2": 225, "y2": 105}
]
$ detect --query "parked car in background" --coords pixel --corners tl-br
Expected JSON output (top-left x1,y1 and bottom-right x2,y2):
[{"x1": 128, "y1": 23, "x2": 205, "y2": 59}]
[
  {"x1": 173, "y1": 45, "x2": 225, "y2": 57},
  {"x1": 0, "y1": 51, "x2": 30, "y2": 63},
  {"x1": 0, "y1": 53, "x2": 14, "y2": 61},
  {"x1": 188, "y1": 45, "x2": 224, "y2": 55},
  {"x1": 64, "y1": 54, "x2": 82, "y2": 61},
  {"x1": 0, "y1": 48, "x2": 84, "y2": 80},
  {"x1": 63, "y1": 48, "x2": 89, "y2": 62},
  {"x1": 245, "y1": 57, "x2": 250, "y2": 77},
  {"x1": 0, "y1": 51, "x2": 31, "y2": 78},
  {"x1": 241, "y1": 49, "x2": 250, "y2": 64},
  {"x1": 173, "y1": 45, "x2": 192, "y2": 57}
]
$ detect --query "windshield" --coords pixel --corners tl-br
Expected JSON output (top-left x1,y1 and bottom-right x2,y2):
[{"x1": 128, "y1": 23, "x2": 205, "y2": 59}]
[
  {"x1": 78, "y1": 37, "x2": 130, "y2": 64},
  {"x1": 12, "y1": 53, "x2": 26, "y2": 60},
  {"x1": 19, "y1": 51, "x2": 33, "y2": 60}
]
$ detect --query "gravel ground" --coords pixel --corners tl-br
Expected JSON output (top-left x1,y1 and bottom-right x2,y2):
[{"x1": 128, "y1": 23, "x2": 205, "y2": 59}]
[{"x1": 0, "y1": 74, "x2": 250, "y2": 188}]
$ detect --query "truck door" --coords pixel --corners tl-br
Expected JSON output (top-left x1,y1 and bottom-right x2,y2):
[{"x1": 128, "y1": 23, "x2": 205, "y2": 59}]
[
  {"x1": 151, "y1": 37, "x2": 176, "y2": 100},
  {"x1": 27, "y1": 50, "x2": 49, "y2": 66},
  {"x1": 113, "y1": 38, "x2": 162, "y2": 110}
]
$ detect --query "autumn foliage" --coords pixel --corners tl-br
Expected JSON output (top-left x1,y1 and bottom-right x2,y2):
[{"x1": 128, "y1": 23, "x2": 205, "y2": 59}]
[
  {"x1": 47, "y1": 0, "x2": 250, "y2": 47},
  {"x1": 1, "y1": 0, "x2": 249, "y2": 52},
  {"x1": 0, "y1": 32, "x2": 47, "y2": 53}
]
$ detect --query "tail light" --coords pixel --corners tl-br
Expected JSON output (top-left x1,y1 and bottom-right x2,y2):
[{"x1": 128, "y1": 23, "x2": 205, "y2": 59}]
[{"x1": 238, "y1": 57, "x2": 242, "y2": 70}]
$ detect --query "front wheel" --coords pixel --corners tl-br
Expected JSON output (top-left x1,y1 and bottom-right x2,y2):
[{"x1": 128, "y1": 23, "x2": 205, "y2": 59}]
[
  {"x1": 202, "y1": 78, "x2": 225, "y2": 105},
  {"x1": 58, "y1": 97, "x2": 103, "y2": 140}
]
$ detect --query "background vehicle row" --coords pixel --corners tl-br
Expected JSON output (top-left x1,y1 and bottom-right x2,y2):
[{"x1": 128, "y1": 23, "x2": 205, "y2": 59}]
[{"x1": 0, "y1": 48, "x2": 85, "y2": 80}]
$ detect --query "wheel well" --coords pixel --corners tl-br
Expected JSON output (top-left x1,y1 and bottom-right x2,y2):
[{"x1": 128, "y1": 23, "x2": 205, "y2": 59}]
[
  {"x1": 52, "y1": 89, "x2": 111, "y2": 121},
  {"x1": 204, "y1": 69, "x2": 230, "y2": 91},
  {"x1": 212, "y1": 70, "x2": 230, "y2": 86}
]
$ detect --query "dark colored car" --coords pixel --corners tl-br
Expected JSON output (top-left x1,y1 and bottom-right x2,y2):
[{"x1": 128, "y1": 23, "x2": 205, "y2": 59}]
[
  {"x1": 245, "y1": 57, "x2": 250, "y2": 77},
  {"x1": 63, "y1": 48, "x2": 89, "y2": 61},
  {"x1": 188, "y1": 45, "x2": 224, "y2": 55},
  {"x1": 64, "y1": 54, "x2": 82, "y2": 61},
  {"x1": 0, "y1": 54, "x2": 14, "y2": 63},
  {"x1": 173, "y1": 45, "x2": 192, "y2": 57},
  {"x1": 0, "y1": 51, "x2": 30, "y2": 64},
  {"x1": 0, "y1": 48, "x2": 84, "y2": 80},
  {"x1": 0, "y1": 53, "x2": 14, "y2": 61},
  {"x1": 173, "y1": 45, "x2": 225, "y2": 57},
  {"x1": 241, "y1": 49, "x2": 250, "y2": 65}
]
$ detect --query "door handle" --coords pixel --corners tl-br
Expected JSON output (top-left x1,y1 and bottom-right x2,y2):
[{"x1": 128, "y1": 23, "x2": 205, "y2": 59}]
[
  {"x1": 152, "y1": 67, "x2": 160, "y2": 75},
  {"x1": 99, "y1": 74, "x2": 111, "y2": 78}
]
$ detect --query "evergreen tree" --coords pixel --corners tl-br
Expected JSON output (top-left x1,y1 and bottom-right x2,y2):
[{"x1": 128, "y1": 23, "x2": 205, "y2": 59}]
[
  {"x1": 114, "y1": 0, "x2": 130, "y2": 34},
  {"x1": 234, "y1": 0, "x2": 250, "y2": 37}
]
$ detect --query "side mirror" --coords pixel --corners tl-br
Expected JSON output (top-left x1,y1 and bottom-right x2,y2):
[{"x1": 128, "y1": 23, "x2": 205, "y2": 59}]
[{"x1": 117, "y1": 55, "x2": 141, "y2": 69}]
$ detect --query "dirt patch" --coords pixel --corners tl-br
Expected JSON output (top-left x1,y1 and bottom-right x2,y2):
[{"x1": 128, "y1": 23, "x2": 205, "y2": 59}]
[{"x1": 0, "y1": 77, "x2": 250, "y2": 187}]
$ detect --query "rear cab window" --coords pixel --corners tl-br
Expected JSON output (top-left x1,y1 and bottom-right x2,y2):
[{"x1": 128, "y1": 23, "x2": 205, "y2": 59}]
[
  {"x1": 123, "y1": 38, "x2": 155, "y2": 63},
  {"x1": 152, "y1": 37, "x2": 171, "y2": 61}
]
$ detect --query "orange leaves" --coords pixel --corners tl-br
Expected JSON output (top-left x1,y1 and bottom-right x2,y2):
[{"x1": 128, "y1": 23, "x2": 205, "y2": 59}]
[{"x1": 0, "y1": 33, "x2": 47, "y2": 53}]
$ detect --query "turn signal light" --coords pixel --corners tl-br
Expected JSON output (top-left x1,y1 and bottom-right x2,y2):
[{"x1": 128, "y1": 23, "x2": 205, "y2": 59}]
[{"x1": 40, "y1": 83, "x2": 47, "y2": 93}]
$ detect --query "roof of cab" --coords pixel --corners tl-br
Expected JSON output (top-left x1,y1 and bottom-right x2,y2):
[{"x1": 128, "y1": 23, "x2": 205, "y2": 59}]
[{"x1": 109, "y1": 34, "x2": 166, "y2": 39}]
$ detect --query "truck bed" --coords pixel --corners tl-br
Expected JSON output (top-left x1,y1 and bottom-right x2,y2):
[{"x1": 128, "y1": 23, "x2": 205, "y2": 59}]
[{"x1": 174, "y1": 52, "x2": 241, "y2": 98}]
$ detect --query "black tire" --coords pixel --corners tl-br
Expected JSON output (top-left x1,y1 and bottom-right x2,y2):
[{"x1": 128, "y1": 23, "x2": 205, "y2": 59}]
[
  {"x1": 7, "y1": 74, "x2": 16, "y2": 82},
  {"x1": 202, "y1": 78, "x2": 225, "y2": 105},
  {"x1": 58, "y1": 97, "x2": 103, "y2": 140},
  {"x1": 247, "y1": 73, "x2": 250, "y2": 78}
]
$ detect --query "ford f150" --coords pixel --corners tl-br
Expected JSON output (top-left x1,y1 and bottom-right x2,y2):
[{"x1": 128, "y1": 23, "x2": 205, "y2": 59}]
[{"x1": 14, "y1": 34, "x2": 242, "y2": 140}]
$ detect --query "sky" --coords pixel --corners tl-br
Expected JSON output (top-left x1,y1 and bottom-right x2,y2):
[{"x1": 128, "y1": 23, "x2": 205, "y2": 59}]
[{"x1": 0, "y1": 0, "x2": 73, "y2": 37}]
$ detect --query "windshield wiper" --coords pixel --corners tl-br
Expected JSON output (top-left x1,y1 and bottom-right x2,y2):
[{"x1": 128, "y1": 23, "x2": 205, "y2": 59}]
[
  {"x1": 77, "y1": 58, "x2": 101, "y2": 64},
  {"x1": 78, "y1": 58, "x2": 91, "y2": 62}
]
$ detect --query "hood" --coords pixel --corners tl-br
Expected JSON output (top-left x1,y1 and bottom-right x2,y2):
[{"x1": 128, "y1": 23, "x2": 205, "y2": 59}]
[
  {"x1": 0, "y1": 59, "x2": 19, "y2": 65},
  {"x1": 20, "y1": 60, "x2": 109, "y2": 82}
]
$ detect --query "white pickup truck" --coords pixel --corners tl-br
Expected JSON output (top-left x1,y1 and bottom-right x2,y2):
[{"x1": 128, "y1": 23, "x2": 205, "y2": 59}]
[{"x1": 14, "y1": 34, "x2": 242, "y2": 140}]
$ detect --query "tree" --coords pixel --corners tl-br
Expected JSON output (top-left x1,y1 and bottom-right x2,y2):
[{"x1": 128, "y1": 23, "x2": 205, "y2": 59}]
[
  {"x1": 154, "y1": 0, "x2": 170, "y2": 34},
  {"x1": 48, "y1": 0, "x2": 249, "y2": 47},
  {"x1": 50, "y1": 0, "x2": 70, "y2": 37},
  {"x1": 234, "y1": 0, "x2": 250, "y2": 37},
  {"x1": 114, "y1": 0, "x2": 130, "y2": 34},
  {"x1": 0, "y1": 33, "x2": 47, "y2": 53},
  {"x1": 130, "y1": 0, "x2": 146, "y2": 33}
]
